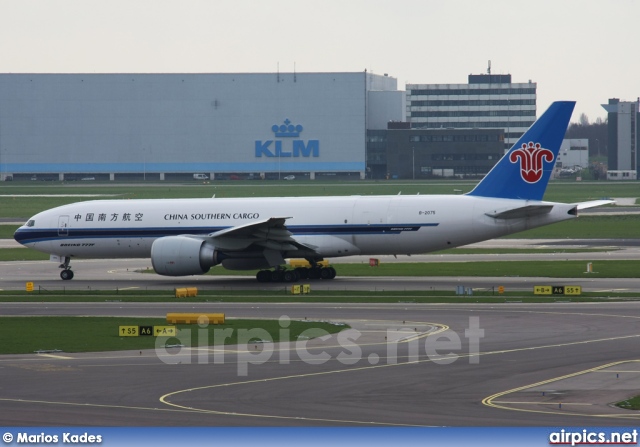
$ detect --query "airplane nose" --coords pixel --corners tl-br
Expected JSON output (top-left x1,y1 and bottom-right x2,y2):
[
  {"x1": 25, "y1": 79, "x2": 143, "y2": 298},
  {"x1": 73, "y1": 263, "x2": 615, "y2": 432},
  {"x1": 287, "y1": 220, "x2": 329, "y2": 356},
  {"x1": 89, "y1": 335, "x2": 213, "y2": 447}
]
[
  {"x1": 13, "y1": 227, "x2": 32, "y2": 245},
  {"x1": 13, "y1": 228, "x2": 25, "y2": 244}
]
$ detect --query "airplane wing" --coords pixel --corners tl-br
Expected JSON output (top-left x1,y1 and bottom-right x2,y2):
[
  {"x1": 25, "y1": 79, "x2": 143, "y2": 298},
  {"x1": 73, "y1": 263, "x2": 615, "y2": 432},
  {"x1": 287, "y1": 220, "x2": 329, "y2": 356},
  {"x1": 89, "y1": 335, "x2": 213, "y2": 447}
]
[
  {"x1": 485, "y1": 205, "x2": 554, "y2": 219},
  {"x1": 204, "y1": 217, "x2": 314, "y2": 252}
]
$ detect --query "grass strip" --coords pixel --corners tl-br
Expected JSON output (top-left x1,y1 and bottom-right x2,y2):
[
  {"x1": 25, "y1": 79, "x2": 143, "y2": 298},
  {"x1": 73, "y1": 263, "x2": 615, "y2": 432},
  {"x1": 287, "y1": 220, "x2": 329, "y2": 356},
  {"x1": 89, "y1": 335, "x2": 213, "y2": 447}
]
[
  {"x1": 0, "y1": 316, "x2": 346, "y2": 355},
  {"x1": 181, "y1": 260, "x2": 640, "y2": 279},
  {"x1": 0, "y1": 248, "x2": 50, "y2": 261},
  {"x1": 1, "y1": 289, "x2": 638, "y2": 304},
  {"x1": 431, "y1": 248, "x2": 614, "y2": 255},
  {"x1": 0, "y1": 225, "x2": 20, "y2": 239},
  {"x1": 502, "y1": 214, "x2": 640, "y2": 239},
  {"x1": 616, "y1": 396, "x2": 640, "y2": 411}
]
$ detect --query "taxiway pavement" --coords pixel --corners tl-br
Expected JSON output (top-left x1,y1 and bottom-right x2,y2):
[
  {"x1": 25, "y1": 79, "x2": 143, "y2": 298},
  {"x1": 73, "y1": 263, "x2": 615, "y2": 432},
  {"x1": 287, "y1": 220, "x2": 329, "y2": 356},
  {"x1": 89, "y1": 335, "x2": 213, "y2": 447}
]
[{"x1": 2, "y1": 302, "x2": 640, "y2": 426}]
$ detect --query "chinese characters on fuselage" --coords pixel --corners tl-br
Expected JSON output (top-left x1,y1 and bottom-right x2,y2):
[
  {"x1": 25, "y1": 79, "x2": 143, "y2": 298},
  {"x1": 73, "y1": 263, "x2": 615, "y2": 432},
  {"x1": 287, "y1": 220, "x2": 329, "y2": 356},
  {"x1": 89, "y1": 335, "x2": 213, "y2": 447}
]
[{"x1": 74, "y1": 213, "x2": 144, "y2": 222}]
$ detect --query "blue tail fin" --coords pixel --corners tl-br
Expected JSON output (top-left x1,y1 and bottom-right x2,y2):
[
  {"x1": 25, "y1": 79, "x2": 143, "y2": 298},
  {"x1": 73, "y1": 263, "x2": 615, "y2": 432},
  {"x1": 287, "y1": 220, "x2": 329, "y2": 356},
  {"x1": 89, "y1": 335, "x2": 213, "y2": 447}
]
[{"x1": 467, "y1": 101, "x2": 575, "y2": 201}]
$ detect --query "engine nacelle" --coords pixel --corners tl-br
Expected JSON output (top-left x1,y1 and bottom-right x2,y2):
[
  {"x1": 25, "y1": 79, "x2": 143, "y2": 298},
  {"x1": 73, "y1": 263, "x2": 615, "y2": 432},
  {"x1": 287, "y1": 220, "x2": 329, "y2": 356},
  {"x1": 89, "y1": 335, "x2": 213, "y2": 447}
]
[{"x1": 151, "y1": 236, "x2": 220, "y2": 276}]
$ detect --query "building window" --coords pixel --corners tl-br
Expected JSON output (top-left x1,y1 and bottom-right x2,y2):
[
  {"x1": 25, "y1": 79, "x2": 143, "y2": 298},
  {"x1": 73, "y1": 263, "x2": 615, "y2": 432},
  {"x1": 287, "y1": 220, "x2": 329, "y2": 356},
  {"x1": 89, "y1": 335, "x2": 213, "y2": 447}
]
[
  {"x1": 408, "y1": 99, "x2": 536, "y2": 107},
  {"x1": 409, "y1": 88, "x2": 536, "y2": 96}
]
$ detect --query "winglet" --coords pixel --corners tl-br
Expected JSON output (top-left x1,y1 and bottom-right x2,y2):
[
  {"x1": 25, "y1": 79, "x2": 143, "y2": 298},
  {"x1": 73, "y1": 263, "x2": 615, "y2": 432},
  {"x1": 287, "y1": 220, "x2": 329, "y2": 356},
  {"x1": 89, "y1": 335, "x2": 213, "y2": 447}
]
[{"x1": 467, "y1": 101, "x2": 576, "y2": 201}]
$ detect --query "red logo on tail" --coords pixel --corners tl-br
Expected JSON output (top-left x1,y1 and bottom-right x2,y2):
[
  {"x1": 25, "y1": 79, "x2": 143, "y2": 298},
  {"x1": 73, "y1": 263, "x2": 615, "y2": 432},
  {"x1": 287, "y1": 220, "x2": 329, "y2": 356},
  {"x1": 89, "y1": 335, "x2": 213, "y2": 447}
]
[{"x1": 509, "y1": 142, "x2": 554, "y2": 183}]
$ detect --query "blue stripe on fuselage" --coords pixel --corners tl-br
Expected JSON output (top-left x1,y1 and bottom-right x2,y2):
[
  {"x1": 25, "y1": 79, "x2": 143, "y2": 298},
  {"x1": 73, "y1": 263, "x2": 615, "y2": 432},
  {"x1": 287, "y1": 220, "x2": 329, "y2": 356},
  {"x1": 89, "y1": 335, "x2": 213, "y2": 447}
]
[{"x1": 13, "y1": 223, "x2": 440, "y2": 245}]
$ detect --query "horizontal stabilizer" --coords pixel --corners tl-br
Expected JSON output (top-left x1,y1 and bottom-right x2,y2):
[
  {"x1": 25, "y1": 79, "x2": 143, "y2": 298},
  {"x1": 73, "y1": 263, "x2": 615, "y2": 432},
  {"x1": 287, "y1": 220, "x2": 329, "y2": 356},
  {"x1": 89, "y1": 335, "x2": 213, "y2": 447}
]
[
  {"x1": 574, "y1": 199, "x2": 616, "y2": 210},
  {"x1": 486, "y1": 204, "x2": 554, "y2": 219}
]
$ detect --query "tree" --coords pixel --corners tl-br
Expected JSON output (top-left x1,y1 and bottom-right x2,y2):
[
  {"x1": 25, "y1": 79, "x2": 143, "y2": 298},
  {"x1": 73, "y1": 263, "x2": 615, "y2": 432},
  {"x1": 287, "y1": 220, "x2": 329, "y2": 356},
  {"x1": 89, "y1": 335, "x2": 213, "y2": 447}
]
[
  {"x1": 579, "y1": 113, "x2": 589, "y2": 126},
  {"x1": 565, "y1": 115, "x2": 608, "y2": 157}
]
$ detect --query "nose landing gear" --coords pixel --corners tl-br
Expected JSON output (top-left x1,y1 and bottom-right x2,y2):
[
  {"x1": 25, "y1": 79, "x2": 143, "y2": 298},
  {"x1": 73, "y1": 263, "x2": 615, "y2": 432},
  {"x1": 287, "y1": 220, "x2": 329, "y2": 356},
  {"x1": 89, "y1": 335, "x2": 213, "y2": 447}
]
[{"x1": 59, "y1": 256, "x2": 74, "y2": 280}]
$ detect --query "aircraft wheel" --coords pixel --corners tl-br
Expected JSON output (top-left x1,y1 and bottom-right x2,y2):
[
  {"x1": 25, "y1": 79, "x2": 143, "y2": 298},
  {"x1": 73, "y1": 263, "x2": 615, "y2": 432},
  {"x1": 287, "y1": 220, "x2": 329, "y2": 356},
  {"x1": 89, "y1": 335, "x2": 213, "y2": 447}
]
[
  {"x1": 60, "y1": 269, "x2": 74, "y2": 280},
  {"x1": 271, "y1": 270, "x2": 284, "y2": 282},
  {"x1": 283, "y1": 270, "x2": 297, "y2": 282},
  {"x1": 308, "y1": 268, "x2": 321, "y2": 280},
  {"x1": 320, "y1": 267, "x2": 333, "y2": 280},
  {"x1": 256, "y1": 270, "x2": 271, "y2": 282},
  {"x1": 327, "y1": 266, "x2": 337, "y2": 279},
  {"x1": 295, "y1": 267, "x2": 309, "y2": 280}
]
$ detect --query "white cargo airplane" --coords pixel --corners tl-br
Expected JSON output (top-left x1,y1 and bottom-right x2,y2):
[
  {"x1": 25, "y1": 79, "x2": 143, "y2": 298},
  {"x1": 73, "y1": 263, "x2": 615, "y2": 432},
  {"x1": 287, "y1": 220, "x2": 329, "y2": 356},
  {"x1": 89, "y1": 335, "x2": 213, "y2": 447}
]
[{"x1": 14, "y1": 101, "x2": 612, "y2": 282}]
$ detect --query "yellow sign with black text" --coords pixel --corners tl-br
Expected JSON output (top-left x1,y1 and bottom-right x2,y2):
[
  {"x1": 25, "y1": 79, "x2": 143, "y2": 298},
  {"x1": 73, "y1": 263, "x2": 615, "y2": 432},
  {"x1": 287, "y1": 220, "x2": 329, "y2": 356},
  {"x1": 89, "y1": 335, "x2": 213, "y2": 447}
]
[
  {"x1": 534, "y1": 286, "x2": 552, "y2": 295},
  {"x1": 534, "y1": 285, "x2": 581, "y2": 296},
  {"x1": 290, "y1": 284, "x2": 311, "y2": 295},
  {"x1": 154, "y1": 326, "x2": 176, "y2": 337},
  {"x1": 118, "y1": 325, "x2": 176, "y2": 337},
  {"x1": 119, "y1": 326, "x2": 139, "y2": 337},
  {"x1": 563, "y1": 286, "x2": 582, "y2": 295}
]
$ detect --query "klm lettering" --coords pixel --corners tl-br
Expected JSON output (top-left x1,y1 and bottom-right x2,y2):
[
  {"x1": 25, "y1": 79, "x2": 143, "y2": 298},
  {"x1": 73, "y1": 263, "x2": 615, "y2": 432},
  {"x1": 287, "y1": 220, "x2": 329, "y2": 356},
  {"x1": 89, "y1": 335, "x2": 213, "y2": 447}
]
[{"x1": 255, "y1": 140, "x2": 319, "y2": 158}]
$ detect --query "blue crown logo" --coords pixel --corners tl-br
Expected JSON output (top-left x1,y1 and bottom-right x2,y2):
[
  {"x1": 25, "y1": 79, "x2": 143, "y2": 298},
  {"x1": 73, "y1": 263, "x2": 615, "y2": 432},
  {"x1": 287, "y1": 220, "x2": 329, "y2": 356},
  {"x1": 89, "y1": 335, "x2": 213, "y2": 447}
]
[{"x1": 271, "y1": 119, "x2": 303, "y2": 138}]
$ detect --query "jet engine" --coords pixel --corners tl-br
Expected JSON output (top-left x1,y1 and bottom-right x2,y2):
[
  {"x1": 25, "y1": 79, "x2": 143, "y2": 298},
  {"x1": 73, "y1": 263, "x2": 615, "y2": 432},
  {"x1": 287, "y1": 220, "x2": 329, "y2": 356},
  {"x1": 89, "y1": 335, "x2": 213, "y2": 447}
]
[{"x1": 151, "y1": 236, "x2": 221, "y2": 276}]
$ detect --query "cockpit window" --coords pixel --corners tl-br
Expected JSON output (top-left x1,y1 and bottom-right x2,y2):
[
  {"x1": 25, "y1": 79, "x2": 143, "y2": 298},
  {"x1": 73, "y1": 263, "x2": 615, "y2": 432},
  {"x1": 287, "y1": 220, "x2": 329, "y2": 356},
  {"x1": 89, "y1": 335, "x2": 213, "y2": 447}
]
[{"x1": 26, "y1": 220, "x2": 35, "y2": 227}]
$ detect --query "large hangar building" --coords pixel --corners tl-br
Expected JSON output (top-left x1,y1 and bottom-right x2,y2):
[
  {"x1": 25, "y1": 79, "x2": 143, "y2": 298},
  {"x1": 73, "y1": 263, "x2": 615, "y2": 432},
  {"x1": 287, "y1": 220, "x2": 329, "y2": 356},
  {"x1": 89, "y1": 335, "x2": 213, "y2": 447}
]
[{"x1": 0, "y1": 72, "x2": 402, "y2": 181}]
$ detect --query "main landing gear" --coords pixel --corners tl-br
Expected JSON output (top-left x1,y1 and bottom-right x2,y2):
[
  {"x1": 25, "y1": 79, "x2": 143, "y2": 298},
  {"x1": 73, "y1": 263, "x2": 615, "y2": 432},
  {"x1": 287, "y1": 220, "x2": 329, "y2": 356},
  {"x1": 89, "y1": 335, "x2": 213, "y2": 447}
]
[
  {"x1": 255, "y1": 265, "x2": 337, "y2": 283},
  {"x1": 59, "y1": 256, "x2": 74, "y2": 280}
]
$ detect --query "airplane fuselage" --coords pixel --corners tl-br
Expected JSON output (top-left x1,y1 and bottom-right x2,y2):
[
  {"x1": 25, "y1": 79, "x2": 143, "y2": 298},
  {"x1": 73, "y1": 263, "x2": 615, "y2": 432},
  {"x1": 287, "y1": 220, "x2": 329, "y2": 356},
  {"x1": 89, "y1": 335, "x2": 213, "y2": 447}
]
[{"x1": 14, "y1": 194, "x2": 576, "y2": 260}]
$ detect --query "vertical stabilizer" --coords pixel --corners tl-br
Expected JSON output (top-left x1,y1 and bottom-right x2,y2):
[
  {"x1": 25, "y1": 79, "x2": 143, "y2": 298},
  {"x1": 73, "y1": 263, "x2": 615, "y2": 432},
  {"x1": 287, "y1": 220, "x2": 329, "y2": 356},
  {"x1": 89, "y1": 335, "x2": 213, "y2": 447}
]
[{"x1": 467, "y1": 101, "x2": 575, "y2": 200}]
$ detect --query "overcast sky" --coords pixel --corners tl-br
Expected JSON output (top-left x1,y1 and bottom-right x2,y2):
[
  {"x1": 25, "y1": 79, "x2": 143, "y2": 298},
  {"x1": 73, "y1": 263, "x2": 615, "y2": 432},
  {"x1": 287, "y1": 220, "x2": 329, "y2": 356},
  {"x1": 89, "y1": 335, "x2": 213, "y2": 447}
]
[{"x1": 1, "y1": 0, "x2": 637, "y2": 123}]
